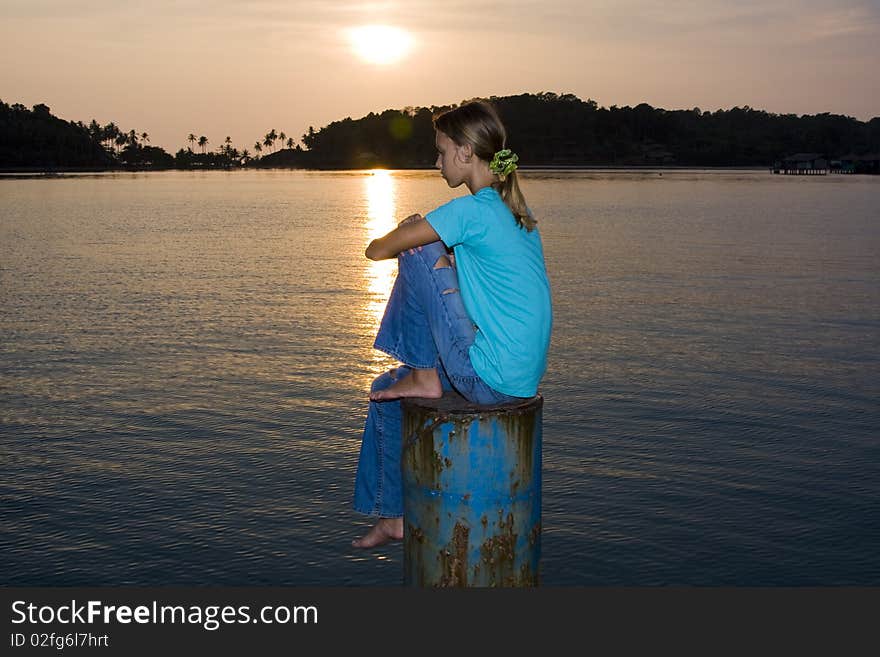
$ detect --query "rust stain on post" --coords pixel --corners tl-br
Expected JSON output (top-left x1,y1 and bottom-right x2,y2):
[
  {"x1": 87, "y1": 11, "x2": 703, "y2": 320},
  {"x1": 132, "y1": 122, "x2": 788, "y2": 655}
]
[
  {"x1": 479, "y1": 511, "x2": 518, "y2": 586},
  {"x1": 438, "y1": 522, "x2": 470, "y2": 588}
]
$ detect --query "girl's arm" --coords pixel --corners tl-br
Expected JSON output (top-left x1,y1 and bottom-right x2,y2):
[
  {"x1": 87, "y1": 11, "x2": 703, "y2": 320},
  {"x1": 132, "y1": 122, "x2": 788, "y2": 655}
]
[{"x1": 365, "y1": 215, "x2": 440, "y2": 260}]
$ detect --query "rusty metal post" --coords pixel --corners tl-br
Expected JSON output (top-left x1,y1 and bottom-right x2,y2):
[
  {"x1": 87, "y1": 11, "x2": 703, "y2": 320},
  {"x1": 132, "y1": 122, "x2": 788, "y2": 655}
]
[{"x1": 401, "y1": 391, "x2": 543, "y2": 587}]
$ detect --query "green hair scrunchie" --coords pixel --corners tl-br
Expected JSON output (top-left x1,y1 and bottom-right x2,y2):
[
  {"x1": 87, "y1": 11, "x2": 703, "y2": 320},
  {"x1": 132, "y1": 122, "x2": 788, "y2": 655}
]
[{"x1": 489, "y1": 148, "x2": 519, "y2": 179}]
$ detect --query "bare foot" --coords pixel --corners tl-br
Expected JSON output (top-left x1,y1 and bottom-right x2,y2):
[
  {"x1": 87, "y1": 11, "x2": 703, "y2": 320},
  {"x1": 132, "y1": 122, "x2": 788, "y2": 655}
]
[
  {"x1": 370, "y1": 368, "x2": 442, "y2": 402},
  {"x1": 352, "y1": 518, "x2": 404, "y2": 549}
]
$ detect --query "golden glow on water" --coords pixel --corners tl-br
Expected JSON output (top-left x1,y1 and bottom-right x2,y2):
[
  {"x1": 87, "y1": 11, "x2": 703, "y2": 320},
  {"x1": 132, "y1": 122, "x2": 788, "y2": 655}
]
[{"x1": 362, "y1": 170, "x2": 400, "y2": 379}]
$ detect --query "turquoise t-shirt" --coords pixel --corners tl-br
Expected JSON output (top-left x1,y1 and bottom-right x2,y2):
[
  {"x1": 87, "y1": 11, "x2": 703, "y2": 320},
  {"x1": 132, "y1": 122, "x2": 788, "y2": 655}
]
[{"x1": 425, "y1": 187, "x2": 552, "y2": 397}]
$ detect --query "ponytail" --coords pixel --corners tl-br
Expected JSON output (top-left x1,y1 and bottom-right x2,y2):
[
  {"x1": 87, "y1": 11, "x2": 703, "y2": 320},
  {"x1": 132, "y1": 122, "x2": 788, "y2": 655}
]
[{"x1": 493, "y1": 171, "x2": 535, "y2": 231}]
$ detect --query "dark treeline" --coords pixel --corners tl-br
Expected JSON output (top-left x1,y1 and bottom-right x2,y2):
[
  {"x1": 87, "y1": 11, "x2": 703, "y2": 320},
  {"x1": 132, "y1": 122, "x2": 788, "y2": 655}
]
[
  {"x1": 3, "y1": 94, "x2": 879, "y2": 171},
  {"x1": 0, "y1": 101, "x2": 114, "y2": 169},
  {"x1": 264, "y1": 92, "x2": 880, "y2": 169},
  {"x1": 0, "y1": 101, "x2": 287, "y2": 170}
]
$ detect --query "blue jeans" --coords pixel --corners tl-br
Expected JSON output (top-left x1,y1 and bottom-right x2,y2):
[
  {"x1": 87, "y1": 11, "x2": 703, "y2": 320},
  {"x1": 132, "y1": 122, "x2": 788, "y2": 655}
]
[{"x1": 352, "y1": 241, "x2": 521, "y2": 517}]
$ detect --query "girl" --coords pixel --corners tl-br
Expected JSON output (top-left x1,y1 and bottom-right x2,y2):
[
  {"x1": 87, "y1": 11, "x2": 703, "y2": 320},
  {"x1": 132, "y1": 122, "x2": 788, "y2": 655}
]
[{"x1": 351, "y1": 100, "x2": 552, "y2": 548}]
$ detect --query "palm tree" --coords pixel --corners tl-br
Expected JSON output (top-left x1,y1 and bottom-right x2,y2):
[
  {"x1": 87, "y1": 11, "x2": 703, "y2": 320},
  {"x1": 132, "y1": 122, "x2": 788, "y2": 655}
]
[
  {"x1": 268, "y1": 129, "x2": 278, "y2": 152},
  {"x1": 303, "y1": 126, "x2": 316, "y2": 149},
  {"x1": 141, "y1": 132, "x2": 150, "y2": 144},
  {"x1": 279, "y1": 131, "x2": 286, "y2": 149},
  {"x1": 263, "y1": 133, "x2": 273, "y2": 153},
  {"x1": 187, "y1": 133, "x2": 197, "y2": 152},
  {"x1": 104, "y1": 122, "x2": 120, "y2": 152},
  {"x1": 198, "y1": 136, "x2": 208, "y2": 154},
  {"x1": 286, "y1": 137, "x2": 294, "y2": 149},
  {"x1": 241, "y1": 148, "x2": 251, "y2": 164},
  {"x1": 253, "y1": 142, "x2": 262, "y2": 157},
  {"x1": 128, "y1": 129, "x2": 138, "y2": 148}
]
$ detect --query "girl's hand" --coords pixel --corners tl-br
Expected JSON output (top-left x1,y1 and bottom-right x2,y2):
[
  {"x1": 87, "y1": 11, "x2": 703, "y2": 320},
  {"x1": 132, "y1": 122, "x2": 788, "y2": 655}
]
[
  {"x1": 399, "y1": 214, "x2": 425, "y2": 254},
  {"x1": 398, "y1": 213, "x2": 423, "y2": 227},
  {"x1": 366, "y1": 214, "x2": 439, "y2": 261}
]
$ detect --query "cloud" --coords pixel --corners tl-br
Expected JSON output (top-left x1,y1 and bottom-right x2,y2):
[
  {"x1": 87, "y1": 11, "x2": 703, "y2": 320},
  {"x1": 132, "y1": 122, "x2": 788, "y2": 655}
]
[{"x1": 10, "y1": 1, "x2": 875, "y2": 48}]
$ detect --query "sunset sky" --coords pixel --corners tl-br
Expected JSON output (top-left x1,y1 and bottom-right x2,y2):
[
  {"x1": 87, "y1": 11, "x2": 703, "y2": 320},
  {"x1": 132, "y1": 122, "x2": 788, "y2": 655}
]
[{"x1": 2, "y1": 0, "x2": 878, "y2": 152}]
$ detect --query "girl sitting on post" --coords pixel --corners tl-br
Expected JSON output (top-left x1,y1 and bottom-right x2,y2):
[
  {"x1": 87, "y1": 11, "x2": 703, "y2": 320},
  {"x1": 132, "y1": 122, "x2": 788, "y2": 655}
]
[{"x1": 352, "y1": 100, "x2": 553, "y2": 548}]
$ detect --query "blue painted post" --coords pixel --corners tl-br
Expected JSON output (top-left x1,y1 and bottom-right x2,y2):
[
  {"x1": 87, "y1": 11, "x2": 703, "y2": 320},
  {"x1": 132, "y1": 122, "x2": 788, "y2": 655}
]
[{"x1": 401, "y1": 391, "x2": 543, "y2": 587}]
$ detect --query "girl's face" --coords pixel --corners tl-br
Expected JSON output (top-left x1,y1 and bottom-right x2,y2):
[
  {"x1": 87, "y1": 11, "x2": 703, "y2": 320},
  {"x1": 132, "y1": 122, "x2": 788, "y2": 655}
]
[{"x1": 434, "y1": 130, "x2": 469, "y2": 188}]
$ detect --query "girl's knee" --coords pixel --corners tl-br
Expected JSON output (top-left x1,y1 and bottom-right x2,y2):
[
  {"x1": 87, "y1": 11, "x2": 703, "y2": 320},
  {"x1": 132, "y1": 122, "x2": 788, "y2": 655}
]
[
  {"x1": 398, "y1": 240, "x2": 445, "y2": 266},
  {"x1": 420, "y1": 240, "x2": 447, "y2": 260}
]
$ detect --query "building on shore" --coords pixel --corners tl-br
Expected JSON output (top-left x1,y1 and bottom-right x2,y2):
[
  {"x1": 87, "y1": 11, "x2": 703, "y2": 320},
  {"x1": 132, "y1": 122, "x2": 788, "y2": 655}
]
[
  {"x1": 772, "y1": 153, "x2": 828, "y2": 175},
  {"x1": 839, "y1": 153, "x2": 880, "y2": 175},
  {"x1": 773, "y1": 153, "x2": 880, "y2": 175}
]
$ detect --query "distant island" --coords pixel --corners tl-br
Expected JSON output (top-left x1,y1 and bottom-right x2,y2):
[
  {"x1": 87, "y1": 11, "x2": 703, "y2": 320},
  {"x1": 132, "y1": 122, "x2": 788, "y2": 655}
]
[{"x1": 1, "y1": 93, "x2": 878, "y2": 172}]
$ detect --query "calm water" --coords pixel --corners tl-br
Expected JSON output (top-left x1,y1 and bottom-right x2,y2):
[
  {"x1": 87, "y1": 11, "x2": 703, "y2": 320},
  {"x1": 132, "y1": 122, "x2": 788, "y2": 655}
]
[{"x1": 1, "y1": 169, "x2": 878, "y2": 585}]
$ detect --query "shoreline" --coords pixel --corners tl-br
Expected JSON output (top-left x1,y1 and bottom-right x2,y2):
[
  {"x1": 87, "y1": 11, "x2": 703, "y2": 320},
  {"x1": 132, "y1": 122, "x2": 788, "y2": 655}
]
[
  {"x1": 6, "y1": 164, "x2": 874, "y2": 177},
  {"x1": 0, "y1": 164, "x2": 775, "y2": 177}
]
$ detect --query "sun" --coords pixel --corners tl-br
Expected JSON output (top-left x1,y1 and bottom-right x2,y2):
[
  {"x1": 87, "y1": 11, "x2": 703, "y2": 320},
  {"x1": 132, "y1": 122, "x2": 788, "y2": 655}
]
[{"x1": 347, "y1": 25, "x2": 413, "y2": 65}]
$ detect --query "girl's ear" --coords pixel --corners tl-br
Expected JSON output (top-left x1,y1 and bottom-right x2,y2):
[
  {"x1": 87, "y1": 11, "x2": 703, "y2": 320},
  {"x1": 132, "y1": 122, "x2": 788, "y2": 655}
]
[{"x1": 456, "y1": 141, "x2": 474, "y2": 163}]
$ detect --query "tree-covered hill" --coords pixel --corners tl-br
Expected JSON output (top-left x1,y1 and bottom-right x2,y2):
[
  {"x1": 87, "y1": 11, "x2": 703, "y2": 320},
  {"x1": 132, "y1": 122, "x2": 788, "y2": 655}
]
[
  {"x1": 0, "y1": 101, "x2": 114, "y2": 169},
  {"x1": 0, "y1": 101, "x2": 252, "y2": 171},
  {"x1": 260, "y1": 92, "x2": 880, "y2": 169},
  {"x1": 3, "y1": 93, "x2": 878, "y2": 171}
]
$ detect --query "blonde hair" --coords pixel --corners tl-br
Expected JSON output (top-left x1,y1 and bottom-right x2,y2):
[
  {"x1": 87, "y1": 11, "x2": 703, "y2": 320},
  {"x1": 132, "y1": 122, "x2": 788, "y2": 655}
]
[{"x1": 433, "y1": 100, "x2": 536, "y2": 231}]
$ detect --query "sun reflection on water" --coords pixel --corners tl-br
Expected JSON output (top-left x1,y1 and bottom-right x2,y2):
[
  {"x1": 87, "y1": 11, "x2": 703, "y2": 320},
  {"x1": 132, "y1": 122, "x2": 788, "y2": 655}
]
[{"x1": 362, "y1": 170, "x2": 400, "y2": 381}]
